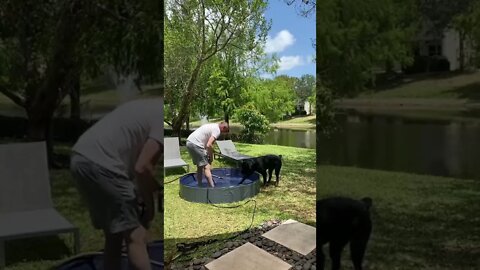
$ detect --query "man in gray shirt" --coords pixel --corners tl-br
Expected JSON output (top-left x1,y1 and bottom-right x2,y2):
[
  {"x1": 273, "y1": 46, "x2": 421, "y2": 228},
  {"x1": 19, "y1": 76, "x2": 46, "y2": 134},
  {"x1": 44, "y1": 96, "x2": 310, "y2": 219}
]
[
  {"x1": 186, "y1": 122, "x2": 229, "y2": 187},
  {"x1": 70, "y1": 98, "x2": 163, "y2": 270}
]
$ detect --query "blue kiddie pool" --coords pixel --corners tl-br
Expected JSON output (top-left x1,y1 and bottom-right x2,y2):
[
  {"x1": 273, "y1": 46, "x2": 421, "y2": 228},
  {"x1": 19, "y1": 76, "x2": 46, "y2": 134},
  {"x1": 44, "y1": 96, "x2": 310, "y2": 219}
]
[
  {"x1": 179, "y1": 168, "x2": 261, "y2": 204},
  {"x1": 56, "y1": 240, "x2": 163, "y2": 269}
]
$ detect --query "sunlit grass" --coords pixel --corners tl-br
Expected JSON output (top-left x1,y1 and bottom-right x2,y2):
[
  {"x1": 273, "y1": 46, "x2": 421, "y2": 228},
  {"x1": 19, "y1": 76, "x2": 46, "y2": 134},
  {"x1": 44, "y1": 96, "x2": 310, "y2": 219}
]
[
  {"x1": 318, "y1": 165, "x2": 480, "y2": 270},
  {"x1": 164, "y1": 143, "x2": 316, "y2": 263}
]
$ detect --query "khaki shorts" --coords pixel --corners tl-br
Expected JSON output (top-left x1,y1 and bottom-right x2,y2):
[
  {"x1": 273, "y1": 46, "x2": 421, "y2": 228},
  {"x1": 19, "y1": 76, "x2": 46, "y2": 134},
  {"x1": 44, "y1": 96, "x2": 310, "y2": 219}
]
[
  {"x1": 70, "y1": 154, "x2": 141, "y2": 234},
  {"x1": 186, "y1": 141, "x2": 209, "y2": 167}
]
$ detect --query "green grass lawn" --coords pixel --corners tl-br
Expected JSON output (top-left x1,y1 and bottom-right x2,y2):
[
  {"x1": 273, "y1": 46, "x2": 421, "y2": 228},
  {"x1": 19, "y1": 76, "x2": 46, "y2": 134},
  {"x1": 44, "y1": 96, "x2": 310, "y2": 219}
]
[
  {"x1": 318, "y1": 165, "x2": 480, "y2": 270},
  {"x1": 360, "y1": 71, "x2": 480, "y2": 99},
  {"x1": 272, "y1": 115, "x2": 316, "y2": 129},
  {"x1": 4, "y1": 143, "x2": 164, "y2": 270},
  {"x1": 337, "y1": 71, "x2": 480, "y2": 111},
  {"x1": 164, "y1": 143, "x2": 316, "y2": 264}
]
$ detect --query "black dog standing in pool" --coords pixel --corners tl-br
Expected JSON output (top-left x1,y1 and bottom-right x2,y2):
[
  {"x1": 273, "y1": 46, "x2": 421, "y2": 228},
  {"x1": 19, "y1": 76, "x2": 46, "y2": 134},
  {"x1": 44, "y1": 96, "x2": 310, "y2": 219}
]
[
  {"x1": 239, "y1": 155, "x2": 283, "y2": 186},
  {"x1": 317, "y1": 197, "x2": 373, "y2": 270}
]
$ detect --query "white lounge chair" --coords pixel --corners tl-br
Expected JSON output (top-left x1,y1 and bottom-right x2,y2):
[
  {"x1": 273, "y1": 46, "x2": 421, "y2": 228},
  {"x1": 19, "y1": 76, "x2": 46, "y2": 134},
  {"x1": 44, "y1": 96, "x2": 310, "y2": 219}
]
[
  {"x1": 164, "y1": 137, "x2": 189, "y2": 173},
  {"x1": 0, "y1": 141, "x2": 79, "y2": 269},
  {"x1": 215, "y1": 140, "x2": 253, "y2": 163}
]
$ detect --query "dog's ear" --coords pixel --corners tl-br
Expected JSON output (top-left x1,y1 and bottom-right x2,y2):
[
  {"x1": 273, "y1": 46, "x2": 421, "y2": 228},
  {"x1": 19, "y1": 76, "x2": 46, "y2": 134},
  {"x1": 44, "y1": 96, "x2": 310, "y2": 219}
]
[
  {"x1": 361, "y1": 197, "x2": 372, "y2": 210},
  {"x1": 278, "y1": 155, "x2": 283, "y2": 160}
]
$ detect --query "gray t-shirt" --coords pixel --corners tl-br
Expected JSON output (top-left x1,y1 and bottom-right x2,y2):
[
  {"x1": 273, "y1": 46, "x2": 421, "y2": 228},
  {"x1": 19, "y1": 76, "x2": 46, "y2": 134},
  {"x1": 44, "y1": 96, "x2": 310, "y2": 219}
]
[
  {"x1": 72, "y1": 98, "x2": 163, "y2": 179},
  {"x1": 186, "y1": 123, "x2": 221, "y2": 148}
]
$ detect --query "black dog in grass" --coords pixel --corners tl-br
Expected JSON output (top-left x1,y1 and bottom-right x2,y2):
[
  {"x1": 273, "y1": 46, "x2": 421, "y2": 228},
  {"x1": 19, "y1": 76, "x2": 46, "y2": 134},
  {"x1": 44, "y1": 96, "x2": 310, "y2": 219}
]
[
  {"x1": 239, "y1": 155, "x2": 282, "y2": 186},
  {"x1": 317, "y1": 197, "x2": 373, "y2": 270}
]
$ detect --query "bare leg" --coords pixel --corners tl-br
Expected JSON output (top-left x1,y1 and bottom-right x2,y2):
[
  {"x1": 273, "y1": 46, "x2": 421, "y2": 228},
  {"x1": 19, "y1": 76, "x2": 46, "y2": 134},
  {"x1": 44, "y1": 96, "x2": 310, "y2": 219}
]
[
  {"x1": 104, "y1": 231, "x2": 123, "y2": 270},
  {"x1": 196, "y1": 166, "x2": 204, "y2": 186},
  {"x1": 204, "y1": 164, "x2": 214, "y2": 187},
  {"x1": 124, "y1": 225, "x2": 151, "y2": 270}
]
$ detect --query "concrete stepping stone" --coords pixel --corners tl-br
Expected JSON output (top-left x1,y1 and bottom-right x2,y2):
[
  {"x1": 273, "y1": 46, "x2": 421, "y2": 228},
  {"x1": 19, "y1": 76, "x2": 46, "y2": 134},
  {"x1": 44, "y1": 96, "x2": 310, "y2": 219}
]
[
  {"x1": 205, "y1": 242, "x2": 292, "y2": 270},
  {"x1": 262, "y1": 219, "x2": 316, "y2": 256}
]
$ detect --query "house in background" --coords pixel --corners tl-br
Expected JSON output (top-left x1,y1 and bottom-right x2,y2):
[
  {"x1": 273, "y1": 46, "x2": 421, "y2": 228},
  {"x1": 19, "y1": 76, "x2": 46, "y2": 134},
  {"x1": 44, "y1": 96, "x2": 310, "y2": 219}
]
[
  {"x1": 412, "y1": 20, "x2": 477, "y2": 71},
  {"x1": 295, "y1": 100, "x2": 313, "y2": 115}
]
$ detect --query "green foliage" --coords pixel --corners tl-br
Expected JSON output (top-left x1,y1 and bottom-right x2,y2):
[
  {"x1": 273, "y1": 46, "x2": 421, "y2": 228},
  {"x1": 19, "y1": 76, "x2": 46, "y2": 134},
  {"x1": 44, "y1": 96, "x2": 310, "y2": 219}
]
[
  {"x1": 234, "y1": 103, "x2": 270, "y2": 143},
  {"x1": 294, "y1": 74, "x2": 315, "y2": 103},
  {"x1": 164, "y1": 0, "x2": 273, "y2": 130},
  {"x1": 242, "y1": 77, "x2": 296, "y2": 122},
  {"x1": 316, "y1": 83, "x2": 336, "y2": 136},
  {"x1": 317, "y1": 0, "x2": 418, "y2": 96}
]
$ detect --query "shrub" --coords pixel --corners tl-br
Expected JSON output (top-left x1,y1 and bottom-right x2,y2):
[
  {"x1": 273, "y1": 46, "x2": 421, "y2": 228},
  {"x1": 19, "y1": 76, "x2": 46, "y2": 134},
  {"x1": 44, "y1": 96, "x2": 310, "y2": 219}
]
[{"x1": 234, "y1": 104, "x2": 270, "y2": 143}]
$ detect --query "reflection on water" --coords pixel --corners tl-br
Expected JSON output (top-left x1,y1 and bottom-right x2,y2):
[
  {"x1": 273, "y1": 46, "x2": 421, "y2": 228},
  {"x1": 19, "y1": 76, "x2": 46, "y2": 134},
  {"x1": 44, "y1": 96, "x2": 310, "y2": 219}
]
[
  {"x1": 228, "y1": 126, "x2": 316, "y2": 149},
  {"x1": 318, "y1": 110, "x2": 480, "y2": 180},
  {"x1": 264, "y1": 128, "x2": 316, "y2": 149}
]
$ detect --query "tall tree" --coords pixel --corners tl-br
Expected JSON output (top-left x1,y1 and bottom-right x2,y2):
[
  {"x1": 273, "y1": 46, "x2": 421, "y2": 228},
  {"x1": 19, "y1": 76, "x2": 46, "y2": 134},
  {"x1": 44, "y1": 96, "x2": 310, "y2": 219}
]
[
  {"x1": 317, "y1": 0, "x2": 418, "y2": 96},
  {"x1": 0, "y1": 0, "x2": 163, "y2": 165},
  {"x1": 165, "y1": 0, "x2": 270, "y2": 136},
  {"x1": 294, "y1": 74, "x2": 315, "y2": 104}
]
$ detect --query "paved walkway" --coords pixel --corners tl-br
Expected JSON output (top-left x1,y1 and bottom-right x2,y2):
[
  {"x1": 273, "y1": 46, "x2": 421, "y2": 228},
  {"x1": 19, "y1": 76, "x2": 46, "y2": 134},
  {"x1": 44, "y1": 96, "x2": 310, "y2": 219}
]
[{"x1": 205, "y1": 219, "x2": 316, "y2": 270}]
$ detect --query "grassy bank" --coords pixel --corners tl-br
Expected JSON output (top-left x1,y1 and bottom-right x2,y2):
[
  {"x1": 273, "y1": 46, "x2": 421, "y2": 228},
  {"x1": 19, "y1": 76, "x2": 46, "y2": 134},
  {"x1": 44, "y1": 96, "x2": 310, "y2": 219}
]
[
  {"x1": 189, "y1": 115, "x2": 316, "y2": 130},
  {"x1": 4, "y1": 143, "x2": 163, "y2": 270},
  {"x1": 318, "y1": 165, "x2": 480, "y2": 270},
  {"x1": 164, "y1": 143, "x2": 316, "y2": 264},
  {"x1": 338, "y1": 71, "x2": 480, "y2": 111}
]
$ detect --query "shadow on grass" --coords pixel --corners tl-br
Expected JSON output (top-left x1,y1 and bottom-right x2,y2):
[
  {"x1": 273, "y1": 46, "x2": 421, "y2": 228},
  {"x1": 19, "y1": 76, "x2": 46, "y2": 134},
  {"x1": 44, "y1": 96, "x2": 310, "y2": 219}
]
[
  {"x1": 318, "y1": 166, "x2": 480, "y2": 269},
  {"x1": 371, "y1": 71, "x2": 475, "y2": 93},
  {"x1": 444, "y1": 82, "x2": 480, "y2": 102},
  {"x1": 164, "y1": 230, "x2": 243, "y2": 266},
  {"x1": 5, "y1": 236, "x2": 72, "y2": 267}
]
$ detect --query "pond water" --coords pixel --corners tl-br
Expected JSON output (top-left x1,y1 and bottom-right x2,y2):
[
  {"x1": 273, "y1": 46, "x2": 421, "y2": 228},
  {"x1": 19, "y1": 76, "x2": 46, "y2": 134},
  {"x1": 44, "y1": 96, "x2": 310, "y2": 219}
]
[
  {"x1": 227, "y1": 126, "x2": 316, "y2": 149},
  {"x1": 318, "y1": 109, "x2": 480, "y2": 180}
]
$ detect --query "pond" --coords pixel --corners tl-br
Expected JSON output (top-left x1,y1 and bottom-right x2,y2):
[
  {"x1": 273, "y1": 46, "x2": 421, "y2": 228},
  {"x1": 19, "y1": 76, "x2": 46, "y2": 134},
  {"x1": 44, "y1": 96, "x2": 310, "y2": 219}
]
[
  {"x1": 228, "y1": 126, "x2": 316, "y2": 149},
  {"x1": 318, "y1": 109, "x2": 480, "y2": 180}
]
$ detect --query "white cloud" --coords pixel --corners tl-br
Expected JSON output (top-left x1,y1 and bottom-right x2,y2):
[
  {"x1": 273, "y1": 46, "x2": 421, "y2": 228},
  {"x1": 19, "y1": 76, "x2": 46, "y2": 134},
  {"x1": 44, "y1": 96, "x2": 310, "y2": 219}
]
[
  {"x1": 265, "y1": 30, "x2": 296, "y2": 53},
  {"x1": 278, "y1": 56, "x2": 304, "y2": 71}
]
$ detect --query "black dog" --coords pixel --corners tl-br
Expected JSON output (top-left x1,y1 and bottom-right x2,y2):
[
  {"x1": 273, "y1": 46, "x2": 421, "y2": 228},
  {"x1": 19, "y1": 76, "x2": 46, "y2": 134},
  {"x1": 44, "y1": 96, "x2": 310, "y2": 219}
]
[
  {"x1": 240, "y1": 155, "x2": 282, "y2": 186},
  {"x1": 317, "y1": 197, "x2": 372, "y2": 270}
]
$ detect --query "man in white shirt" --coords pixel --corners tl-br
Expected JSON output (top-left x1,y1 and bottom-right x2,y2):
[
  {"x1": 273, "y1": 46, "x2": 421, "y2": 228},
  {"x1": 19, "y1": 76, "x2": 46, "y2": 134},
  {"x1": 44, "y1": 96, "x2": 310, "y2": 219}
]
[
  {"x1": 70, "y1": 98, "x2": 163, "y2": 270},
  {"x1": 186, "y1": 121, "x2": 229, "y2": 187}
]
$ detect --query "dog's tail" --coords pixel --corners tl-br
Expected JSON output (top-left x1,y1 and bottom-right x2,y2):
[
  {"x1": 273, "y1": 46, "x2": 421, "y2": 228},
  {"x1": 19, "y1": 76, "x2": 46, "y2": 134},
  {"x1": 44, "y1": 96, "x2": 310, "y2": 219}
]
[{"x1": 361, "y1": 197, "x2": 373, "y2": 211}]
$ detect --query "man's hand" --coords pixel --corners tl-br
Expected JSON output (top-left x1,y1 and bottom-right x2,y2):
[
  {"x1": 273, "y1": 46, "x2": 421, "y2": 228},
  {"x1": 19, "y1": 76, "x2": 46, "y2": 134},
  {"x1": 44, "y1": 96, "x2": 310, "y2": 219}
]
[
  {"x1": 139, "y1": 191, "x2": 155, "y2": 228},
  {"x1": 135, "y1": 138, "x2": 162, "y2": 228},
  {"x1": 206, "y1": 136, "x2": 216, "y2": 164}
]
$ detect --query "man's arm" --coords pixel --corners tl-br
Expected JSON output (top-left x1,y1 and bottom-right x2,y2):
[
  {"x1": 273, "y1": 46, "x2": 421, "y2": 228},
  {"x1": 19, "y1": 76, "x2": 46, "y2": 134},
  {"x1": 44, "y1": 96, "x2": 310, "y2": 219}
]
[
  {"x1": 135, "y1": 138, "x2": 163, "y2": 226},
  {"x1": 206, "y1": 136, "x2": 216, "y2": 163}
]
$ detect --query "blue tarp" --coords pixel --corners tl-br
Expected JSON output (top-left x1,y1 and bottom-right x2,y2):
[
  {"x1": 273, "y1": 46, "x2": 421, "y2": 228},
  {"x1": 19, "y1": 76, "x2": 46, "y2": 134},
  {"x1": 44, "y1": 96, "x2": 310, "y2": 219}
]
[{"x1": 55, "y1": 240, "x2": 163, "y2": 270}]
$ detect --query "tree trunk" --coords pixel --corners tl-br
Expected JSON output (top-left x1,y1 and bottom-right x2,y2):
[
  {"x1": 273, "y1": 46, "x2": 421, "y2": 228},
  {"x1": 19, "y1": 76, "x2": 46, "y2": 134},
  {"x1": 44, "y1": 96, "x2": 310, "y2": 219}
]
[
  {"x1": 70, "y1": 76, "x2": 81, "y2": 121},
  {"x1": 459, "y1": 31, "x2": 465, "y2": 71},
  {"x1": 25, "y1": 0, "x2": 84, "y2": 167},
  {"x1": 172, "y1": 60, "x2": 203, "y2": 135},
  {"x1": 224, "y1": 110, "x2": 229, "y2": 124},
  {"x1": 27, "y1": 109, "x2": 55, "y2": 168}
]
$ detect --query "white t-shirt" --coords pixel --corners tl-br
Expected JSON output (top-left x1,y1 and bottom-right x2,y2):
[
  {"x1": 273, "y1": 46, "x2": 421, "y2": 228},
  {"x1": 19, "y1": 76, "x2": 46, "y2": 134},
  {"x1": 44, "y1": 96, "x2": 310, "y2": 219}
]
[
  {"x1": 187, "y1": 123, "x2": 221, "y2": 148},
  {"x1": 72, "y1": 98, "x2": 163, "y2": 179}
]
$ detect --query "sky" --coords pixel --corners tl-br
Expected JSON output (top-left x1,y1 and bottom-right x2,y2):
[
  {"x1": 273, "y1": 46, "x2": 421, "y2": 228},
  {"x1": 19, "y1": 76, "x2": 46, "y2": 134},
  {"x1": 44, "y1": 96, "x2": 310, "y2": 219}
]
[{"x1": 262, "y1": 0, "x2": 316, "y2": 78}]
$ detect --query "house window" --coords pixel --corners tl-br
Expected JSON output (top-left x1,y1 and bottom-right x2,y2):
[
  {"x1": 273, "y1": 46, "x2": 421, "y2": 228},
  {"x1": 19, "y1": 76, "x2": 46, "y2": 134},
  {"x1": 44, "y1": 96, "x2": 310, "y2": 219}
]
[{"x1": 428, "y1": 44, "x2": 442, "y2": 56}]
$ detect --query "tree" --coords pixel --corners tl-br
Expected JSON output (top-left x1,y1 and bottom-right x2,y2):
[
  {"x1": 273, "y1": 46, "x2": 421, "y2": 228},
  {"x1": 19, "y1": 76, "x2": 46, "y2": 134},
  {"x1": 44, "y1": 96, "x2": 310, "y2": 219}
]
[
  {"x1": 294, "y1": 74, "x2": 315, "y2": 105},
  {"x1": 234, "y1": 103, "x2": 270, "y2": 143},
  {"x1": 242, "y1": 77, "x2": 296, "y2": 122},
  {"x1": 284, "y1": 0, "x2": 316, "y2": 17},
  {"x1": 317, "y1": 0, "x2": 418, "y2": 97},
  {"x1": 0, "y1": 0, "x2": 163, "y2": 165},
  {"x1": 420, "y1": 0, "x2": 478, "y2": 71},
  {"x1": 165, "y1": 0, "x2": 270, "y2": 136}
]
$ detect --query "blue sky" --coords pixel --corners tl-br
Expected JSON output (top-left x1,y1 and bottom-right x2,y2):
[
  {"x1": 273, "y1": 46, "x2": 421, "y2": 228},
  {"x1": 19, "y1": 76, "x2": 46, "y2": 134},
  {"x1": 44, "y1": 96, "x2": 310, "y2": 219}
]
[{"x1": 263, "y1": 0, "x2": 316, "y2": 78}]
